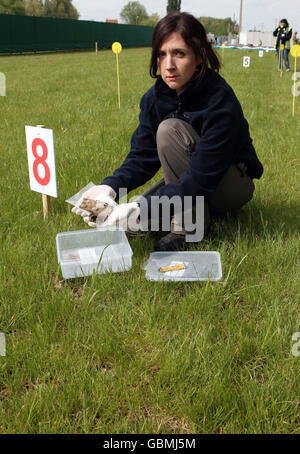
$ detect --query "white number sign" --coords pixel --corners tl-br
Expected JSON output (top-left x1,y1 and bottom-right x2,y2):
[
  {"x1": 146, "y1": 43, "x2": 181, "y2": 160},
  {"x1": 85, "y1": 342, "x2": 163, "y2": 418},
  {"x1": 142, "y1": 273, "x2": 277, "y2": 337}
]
[
  {"x1": 259, "y1": 50, "x2": 264, "y2": 57},
  {"x1": 292, "y1": 72, "x2": 300, "y2": 97},
  {"x1": 243, "y1": 56, "x2": 251, "y2": 67},
  {"x1": 0, "y1": 332, "x2": 5, "y2": 356},
  {"x1": 0, "y1": 72, "x2": 6, "y2": 96},
  {"x1": 25, "y1": 126, "x2": 57, "y2": 198}
]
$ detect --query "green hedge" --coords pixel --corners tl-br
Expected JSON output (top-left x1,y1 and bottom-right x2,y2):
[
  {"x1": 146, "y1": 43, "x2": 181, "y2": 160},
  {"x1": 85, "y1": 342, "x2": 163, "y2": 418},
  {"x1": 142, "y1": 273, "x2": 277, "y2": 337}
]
[{"x1": 0, "y1": 14, "x2": 153, "y2": 53}]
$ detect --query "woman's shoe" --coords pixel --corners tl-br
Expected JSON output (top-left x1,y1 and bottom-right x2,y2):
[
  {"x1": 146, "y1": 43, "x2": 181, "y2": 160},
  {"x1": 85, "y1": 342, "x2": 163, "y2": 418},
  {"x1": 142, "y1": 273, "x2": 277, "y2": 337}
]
[{"x1": 154, "y1": 232, "x2": 186, "y2": 251}]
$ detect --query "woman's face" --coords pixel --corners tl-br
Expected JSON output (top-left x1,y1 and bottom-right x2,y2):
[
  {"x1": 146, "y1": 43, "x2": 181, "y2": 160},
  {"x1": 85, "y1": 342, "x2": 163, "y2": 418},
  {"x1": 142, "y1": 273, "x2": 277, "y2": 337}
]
[{"x1": 157, "y1": 32, "x2": 200, "y2": 93}]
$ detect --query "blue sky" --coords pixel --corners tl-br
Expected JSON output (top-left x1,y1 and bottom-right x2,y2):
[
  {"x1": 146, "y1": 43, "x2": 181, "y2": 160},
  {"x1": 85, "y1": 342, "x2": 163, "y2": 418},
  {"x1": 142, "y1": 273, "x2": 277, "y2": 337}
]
[{"x1": 72, "y1": 0, "x2": 300, "y2": 33}]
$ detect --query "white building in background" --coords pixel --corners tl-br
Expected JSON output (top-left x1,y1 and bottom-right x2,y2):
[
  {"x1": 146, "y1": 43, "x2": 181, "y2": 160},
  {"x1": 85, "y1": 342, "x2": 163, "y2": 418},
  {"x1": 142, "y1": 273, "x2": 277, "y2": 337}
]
[{"x1": 239, "y1": 31, "x2": 275, "y2": 47}]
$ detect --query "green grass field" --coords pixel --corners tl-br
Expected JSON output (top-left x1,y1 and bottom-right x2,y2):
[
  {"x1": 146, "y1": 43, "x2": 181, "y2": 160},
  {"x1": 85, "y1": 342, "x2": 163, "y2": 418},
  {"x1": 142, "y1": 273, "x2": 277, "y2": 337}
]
[{"x1": 0, "y1": 47, "x2": 299, "y2": 434}]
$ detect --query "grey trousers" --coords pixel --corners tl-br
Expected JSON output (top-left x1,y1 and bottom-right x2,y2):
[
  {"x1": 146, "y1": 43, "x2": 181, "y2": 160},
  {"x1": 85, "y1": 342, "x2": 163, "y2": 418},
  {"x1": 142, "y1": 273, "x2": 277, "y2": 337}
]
[{"x1": 141, "y1": 118, "x2": 255, "y2": 236}]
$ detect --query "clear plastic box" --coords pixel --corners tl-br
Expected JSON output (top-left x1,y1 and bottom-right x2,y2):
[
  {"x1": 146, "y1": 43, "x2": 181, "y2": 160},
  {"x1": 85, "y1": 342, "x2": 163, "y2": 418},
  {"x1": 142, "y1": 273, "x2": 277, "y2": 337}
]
[
  {"x1": 56, "y1": 228, "x2": 133, "y2": 279},
  {"x1": 143, "y1": 251, "x2": 222, "y2": 282}
]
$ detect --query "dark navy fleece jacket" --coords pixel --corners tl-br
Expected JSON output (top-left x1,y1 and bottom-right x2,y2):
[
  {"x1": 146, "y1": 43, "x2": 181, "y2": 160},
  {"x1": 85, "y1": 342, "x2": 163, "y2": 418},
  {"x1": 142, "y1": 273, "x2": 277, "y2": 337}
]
[{"x1": 102, "y1": 68, "x2": 263, "y2": 202}]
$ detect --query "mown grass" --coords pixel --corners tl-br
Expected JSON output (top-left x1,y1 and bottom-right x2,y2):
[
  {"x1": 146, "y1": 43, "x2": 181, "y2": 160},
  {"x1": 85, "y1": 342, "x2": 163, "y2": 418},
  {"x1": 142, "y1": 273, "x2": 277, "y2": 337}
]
[{"x1": 0, "y1": 47, "x2": 299, "y2": 434}]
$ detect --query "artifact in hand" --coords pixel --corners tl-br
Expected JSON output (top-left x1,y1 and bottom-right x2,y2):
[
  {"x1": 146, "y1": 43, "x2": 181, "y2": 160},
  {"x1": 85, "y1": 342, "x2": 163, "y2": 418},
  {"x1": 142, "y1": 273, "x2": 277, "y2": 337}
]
[{"x1": 79, "y1": 198, "x2": 114, "y2": 223}]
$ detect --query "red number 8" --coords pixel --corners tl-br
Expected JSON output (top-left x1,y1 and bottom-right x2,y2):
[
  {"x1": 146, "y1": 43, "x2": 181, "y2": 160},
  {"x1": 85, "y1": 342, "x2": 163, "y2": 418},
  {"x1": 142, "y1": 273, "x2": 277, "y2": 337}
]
[{"x1": 32, "y1": 138, "x2": 50, "y2": 186}]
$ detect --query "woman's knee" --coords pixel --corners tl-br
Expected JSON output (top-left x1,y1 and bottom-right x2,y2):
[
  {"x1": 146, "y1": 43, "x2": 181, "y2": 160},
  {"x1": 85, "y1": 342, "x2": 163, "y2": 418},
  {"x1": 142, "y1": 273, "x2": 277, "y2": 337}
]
[
  {"x1": 156, "y1": 119, "x2": 182, "y2": 150},
  {"x1": 156, "y1": 118, "x2": 199, "y2": 159}
]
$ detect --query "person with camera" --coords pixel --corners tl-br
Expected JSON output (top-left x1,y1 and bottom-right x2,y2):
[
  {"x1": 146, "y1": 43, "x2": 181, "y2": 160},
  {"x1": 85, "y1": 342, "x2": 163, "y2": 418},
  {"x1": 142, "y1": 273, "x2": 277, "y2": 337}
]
[{"x1": 273, "y1": 19, "x2": 292, "y2": 71}]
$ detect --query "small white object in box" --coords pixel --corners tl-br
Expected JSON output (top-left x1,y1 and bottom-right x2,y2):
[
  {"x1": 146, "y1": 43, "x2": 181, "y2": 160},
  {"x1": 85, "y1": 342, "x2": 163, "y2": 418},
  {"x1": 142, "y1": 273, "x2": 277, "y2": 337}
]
[{"x1": 56, "y1": 228, "x2": 133, "y2": 279}]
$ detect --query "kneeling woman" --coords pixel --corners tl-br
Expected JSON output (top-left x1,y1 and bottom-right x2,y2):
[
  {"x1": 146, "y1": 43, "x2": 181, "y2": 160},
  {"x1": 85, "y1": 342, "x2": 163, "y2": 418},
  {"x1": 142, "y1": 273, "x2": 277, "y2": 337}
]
[{"x1": 73, "y1": 12, "x2": 263, "y2": 250}]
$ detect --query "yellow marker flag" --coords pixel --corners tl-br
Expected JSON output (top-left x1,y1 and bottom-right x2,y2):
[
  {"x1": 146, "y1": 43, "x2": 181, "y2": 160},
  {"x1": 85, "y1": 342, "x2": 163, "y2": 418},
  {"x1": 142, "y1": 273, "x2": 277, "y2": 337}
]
[
  {"x1": 290, "y1": 45, "x2": 300, "y2": 117},
  {"x1": 222, "y1": 43, "x2": 225, "y2": 65},
  {"x1": 280, "y1": 44, "x2": 284, "y2": 78},
  {"x1": 112, "y1": 42, "x2": 122, "y2": 109}
]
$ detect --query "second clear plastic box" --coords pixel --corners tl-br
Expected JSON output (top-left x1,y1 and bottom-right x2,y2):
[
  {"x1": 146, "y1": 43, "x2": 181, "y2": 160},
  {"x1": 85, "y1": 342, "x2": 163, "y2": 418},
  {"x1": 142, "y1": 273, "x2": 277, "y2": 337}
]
[
  {"x1": 56, "y1": 228, "x2": 133, "y2": 279},
  {"x1": 143, "y1": 251, "x2": 222, "y2": 281}
]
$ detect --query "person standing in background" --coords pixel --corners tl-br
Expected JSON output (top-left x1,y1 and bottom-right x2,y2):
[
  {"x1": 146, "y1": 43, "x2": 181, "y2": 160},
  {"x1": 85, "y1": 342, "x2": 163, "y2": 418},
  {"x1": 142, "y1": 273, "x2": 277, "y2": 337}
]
[{"x1": 273, "y1": 19, "x2": 292, "y2": 71}]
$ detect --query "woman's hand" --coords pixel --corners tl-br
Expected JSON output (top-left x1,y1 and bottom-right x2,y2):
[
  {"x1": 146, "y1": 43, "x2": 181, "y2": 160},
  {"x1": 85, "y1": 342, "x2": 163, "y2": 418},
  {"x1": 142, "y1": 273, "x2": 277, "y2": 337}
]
[
  {"x1": 100, "y1": 202, "x2": 141, "y2": 232},
  {"x1": 71, "y1": 184, "x2": 117, "y2": 225}
]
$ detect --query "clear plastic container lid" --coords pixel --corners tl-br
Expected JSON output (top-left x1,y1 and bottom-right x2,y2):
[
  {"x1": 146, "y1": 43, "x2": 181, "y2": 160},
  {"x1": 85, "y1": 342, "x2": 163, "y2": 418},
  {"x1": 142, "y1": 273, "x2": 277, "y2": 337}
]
[
  {"x1": 65, "y1": 181, "x2": 95, "y2": 215},
  {"x1": 143, "y1": 251, "x2": 222, "y2": 281}
]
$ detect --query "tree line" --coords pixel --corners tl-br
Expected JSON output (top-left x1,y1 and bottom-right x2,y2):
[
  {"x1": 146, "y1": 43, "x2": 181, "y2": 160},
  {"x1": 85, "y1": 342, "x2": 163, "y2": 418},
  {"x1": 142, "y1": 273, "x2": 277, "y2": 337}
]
[
  {"x1": 0, "y1": 0, "x2": 79, "y2": 19},
  {"x1": 0, "y1": 0, "x2": 237, "y2": 35},
  {"x1": 199, "y1": 16, "x2": 238, "y2": 37},
  {"x1": 121, "y1": 2, "x2": 237, "y2": 36}
]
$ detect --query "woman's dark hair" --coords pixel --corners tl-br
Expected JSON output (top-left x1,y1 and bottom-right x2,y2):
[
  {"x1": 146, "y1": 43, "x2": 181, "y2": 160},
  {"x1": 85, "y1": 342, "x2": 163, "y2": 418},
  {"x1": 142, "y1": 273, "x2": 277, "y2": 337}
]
[{"x1": 150, "y1": 12, "x2": 220, "y2": 80}]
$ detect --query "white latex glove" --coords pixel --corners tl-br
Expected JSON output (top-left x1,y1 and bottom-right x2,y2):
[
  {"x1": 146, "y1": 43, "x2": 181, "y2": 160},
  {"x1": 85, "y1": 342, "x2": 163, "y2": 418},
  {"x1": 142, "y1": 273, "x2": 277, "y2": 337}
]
[
  {"x1": 71, "y1": 184, "x2": 117, "y2": 220},
  {"x1": 98, "y1": 202, "x2": 141, "y2": 232}
]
